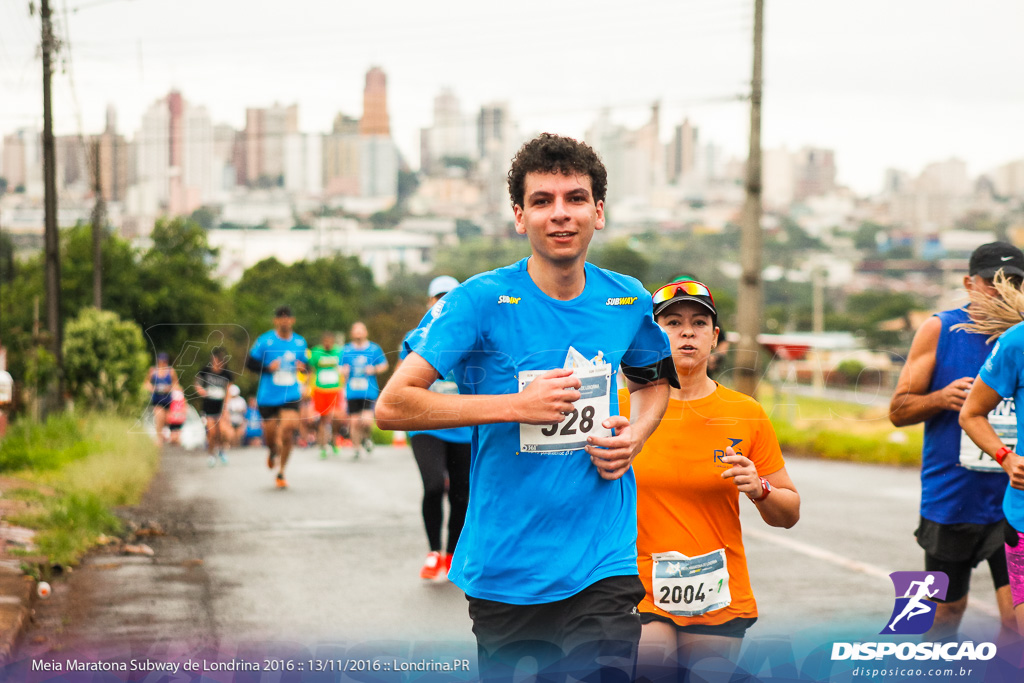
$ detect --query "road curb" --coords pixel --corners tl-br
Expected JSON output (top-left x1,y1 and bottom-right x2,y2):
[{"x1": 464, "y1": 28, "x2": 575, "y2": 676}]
[{"x1": 0, "y1": 561, "x2": 35, "y2": 663}]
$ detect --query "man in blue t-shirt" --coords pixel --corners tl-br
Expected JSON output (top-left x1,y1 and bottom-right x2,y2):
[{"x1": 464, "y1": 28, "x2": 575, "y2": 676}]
[
  {"x1": 378, "y1": 134, "x2": 676, "y2": 679},
  {"x1": 341, "y1": 321, "x2": 388, "y2": 458},
  {"x1": 890, "y1": 242, "x2": 1024, "y2": 639},
  {"x1": 246, "y1": 305, "x2": 308, "y2": 489}
]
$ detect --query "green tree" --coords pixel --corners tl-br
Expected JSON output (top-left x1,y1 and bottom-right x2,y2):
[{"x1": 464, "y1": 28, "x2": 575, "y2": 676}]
[
  {"x1": 589, "y1": 240, "x2": 650, "y2": 282},
  {"x1": 63, "y1": 308, "x2": 148, "y2": 411},
  {"x1": 190, "y1": 205, "x2": 219, "y2": 231},
  {"x1": 0, "y1": 231, "x2": 14, "y2": 284},
  {"x1": 854, "y1": 222, "x2": 888, "y2": 251},
  {"x1": 136, "y1": 217, "x2": 224, "y2": 356},
  {"x1": 397, "y1": 169, "x2": 420, "y2": 204}
]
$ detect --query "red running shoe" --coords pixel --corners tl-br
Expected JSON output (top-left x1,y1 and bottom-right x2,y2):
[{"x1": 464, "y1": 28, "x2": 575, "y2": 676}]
[{"x1": 419, "y1": 551, "x2": 444, "y2": 580}]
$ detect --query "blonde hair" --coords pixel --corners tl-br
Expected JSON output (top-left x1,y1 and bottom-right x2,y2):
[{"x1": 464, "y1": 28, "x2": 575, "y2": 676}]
[{"x1": 952, "y1": 270, "x2": 1024, "y2": 343}]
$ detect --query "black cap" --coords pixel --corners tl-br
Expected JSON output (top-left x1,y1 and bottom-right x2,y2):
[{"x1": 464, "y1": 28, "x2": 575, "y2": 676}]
[
  {"x1": 274, "y1": 305, "x2": 293, "y2": 318},
  {"x1": 969, "y1": 242, "x2": 1024, "y2": 279}
]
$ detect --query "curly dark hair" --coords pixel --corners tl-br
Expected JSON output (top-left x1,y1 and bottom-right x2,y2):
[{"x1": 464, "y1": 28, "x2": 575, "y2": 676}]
[{"x1": 507, "y1": 133, "x2": 607, "y2": 209}]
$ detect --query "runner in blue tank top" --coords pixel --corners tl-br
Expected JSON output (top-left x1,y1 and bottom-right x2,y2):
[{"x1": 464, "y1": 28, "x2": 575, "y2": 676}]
[
  {"x1": 378, "y1": 134, "x2": 677, "y2": 680},
  {"x1": 890, "y1": 241, "x2": 1024, "y2": 640},
  {"x1": 246, "y1": 305, "x2": 308, "y2": 489},
  {"x1": 145, "y1": 352, "x2": 179, "y2": 447}
]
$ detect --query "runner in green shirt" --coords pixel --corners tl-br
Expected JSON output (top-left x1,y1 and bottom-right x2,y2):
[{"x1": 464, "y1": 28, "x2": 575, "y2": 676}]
[{"x1": 308, "y1": 331, "x2": 346, "y2": 459}]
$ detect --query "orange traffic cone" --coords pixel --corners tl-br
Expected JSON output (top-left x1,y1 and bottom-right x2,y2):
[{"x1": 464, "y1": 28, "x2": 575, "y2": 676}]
[{"x1": 392, "y1": 430, "x2": 408, "y2": 447}]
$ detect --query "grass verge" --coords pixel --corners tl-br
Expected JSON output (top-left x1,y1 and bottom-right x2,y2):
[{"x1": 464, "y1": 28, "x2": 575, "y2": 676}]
[
  {"x1": 1, "y1": 412, "x2": 159, "y2": 568},
  {"x1": 760, "y1": 388, "x2": 923, "y2": 466}
]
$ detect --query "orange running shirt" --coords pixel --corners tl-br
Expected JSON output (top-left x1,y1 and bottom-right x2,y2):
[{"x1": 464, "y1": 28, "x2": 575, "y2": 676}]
[{"x1": 620, "y1": 384, "x2": 784, "y2": 627}]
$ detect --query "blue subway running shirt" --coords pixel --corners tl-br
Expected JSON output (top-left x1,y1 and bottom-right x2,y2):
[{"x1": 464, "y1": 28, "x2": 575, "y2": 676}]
[
  {"x1": 408, "y1": 258, "x2": 673, "y2": 604},
  {"x1": 342, "y1": 342, "x2": 386, "y2": 401},
  {"x1": 978, "y1": 322, "x2": 1024, "y2": 531},
  {"x1": 248, "y1": 330, "x2": 308, "y2": 406},
  {"x1": 401, "y1": 326, "x2": 472, "y2": 444}
]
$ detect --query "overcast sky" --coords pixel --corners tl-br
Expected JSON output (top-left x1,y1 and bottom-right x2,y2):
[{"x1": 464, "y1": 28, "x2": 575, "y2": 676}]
[{"x1": 1, "y1": 0, "x2": 1022, "y2": 194}]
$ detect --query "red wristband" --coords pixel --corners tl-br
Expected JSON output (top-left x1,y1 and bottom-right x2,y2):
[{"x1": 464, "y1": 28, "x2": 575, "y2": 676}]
[
  {"x1": 750, "y1": 477, "x2": 772, "y2": 503},
  {"x1": 994, "y1": 446, "x2": 1013, "y2": 465}
]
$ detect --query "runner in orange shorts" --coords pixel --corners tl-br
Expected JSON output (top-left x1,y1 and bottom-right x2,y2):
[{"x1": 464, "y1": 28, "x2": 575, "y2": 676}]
[{"x1": 308, "y1": 331, "x2": 346, "y2": 459}]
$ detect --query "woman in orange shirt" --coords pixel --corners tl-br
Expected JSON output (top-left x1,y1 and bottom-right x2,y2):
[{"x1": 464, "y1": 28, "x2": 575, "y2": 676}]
[{"x1": 624, "y1": 280, "x2": 801, "y2": 672}]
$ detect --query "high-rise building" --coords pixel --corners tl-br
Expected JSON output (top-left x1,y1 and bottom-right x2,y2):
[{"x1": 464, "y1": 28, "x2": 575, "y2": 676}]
[
  {"x1": 360, "y1": 67, "x2": 390, "y2": 136},
  {"x1": 93, "y1": 105, "x2": 130, "y2": 202},
  {"x1": 360, "y1": 136, "x2": 398, "y2": 201},
  {"x1": 324, "y1": 113, "x2": 361, "y2": 197},
  {"x1": 589, "y1": 104, "x2": 663, "y2": 212},
  {"x1": 991, "y1": 159, "x2": 1024, "y2": 198},
  {"x1": 667, "y1": 118, "x2": 698, "y2": 184},
  {"x1": 284, "y1": 132, "x2": 324, "y2": 196},
  {"x1": 133, "y1": 90, "x2": 215, "y2": 216},
  {"x1": 793, "y1": 147, "x2": 837, "y2": 201},
  {"x1": 477, "y1": 102, "x2": 519, "y2": 217},
  {"x1": 421, "y1": 88, "x2": 472, "y2": 175},
  {"x1": 2, "y1": 128, "x2": 43, "y2": 197},
  {"x1": 244, "y1": 103, "x2": 299, "y2": 185}
]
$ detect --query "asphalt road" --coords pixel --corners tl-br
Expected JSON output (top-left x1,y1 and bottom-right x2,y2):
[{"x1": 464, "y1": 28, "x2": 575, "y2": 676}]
[{"x1": 10, "y1": 442, "x2": 1008, "y2": 671}]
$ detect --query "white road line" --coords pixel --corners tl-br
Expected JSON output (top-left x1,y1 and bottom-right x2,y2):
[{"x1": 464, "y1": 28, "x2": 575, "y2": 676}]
[{"x1": 745, "y1": 527, "x2": 1002, "y2": 619}]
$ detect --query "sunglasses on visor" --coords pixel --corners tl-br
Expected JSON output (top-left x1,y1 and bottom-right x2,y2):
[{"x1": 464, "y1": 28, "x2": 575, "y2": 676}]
[{"x1": 651, "y1": 281, "x2": 715, "y2": 306}]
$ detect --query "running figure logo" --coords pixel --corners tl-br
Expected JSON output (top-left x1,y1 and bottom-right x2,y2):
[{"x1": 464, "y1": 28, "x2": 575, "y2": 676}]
[{"x1": 881, "y1": 571, "x2": 949, "y2": 635}]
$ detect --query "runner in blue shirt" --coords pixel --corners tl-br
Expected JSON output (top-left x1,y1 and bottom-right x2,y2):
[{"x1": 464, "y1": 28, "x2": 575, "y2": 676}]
[
  {"x1": 398, "y1": 275, "x2": 472, "y2": 582},
  {"x1": 245, "y1": 305, "x2": 308, "y2": 489},
  {"x1": 378, "y1": 133, "x2": 676, "y2": 680},
  {"x1": 959, "y1": 268, "x2": 1024, "y2": 638},
  {"x1": 341, "y1": 322, "x2": 388, "y2": 459},
  {"x1": 243, "y1": 396, "x2": 264, "y2": 446}
]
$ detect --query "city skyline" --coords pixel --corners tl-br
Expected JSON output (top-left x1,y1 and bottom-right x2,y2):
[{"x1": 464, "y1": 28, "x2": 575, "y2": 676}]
[{"x1": 1, "y1": 0, "x2": 1022, "y2": 195}]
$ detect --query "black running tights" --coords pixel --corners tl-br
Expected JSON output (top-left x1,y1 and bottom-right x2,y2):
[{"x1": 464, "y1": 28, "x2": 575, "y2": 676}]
[{"x1": 411, "y1": 433, "x2": 471, "y2": 554}]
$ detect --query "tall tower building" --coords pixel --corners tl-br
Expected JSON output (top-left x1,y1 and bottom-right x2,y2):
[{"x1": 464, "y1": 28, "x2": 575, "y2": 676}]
[
  {"x1": 134, "y1": 90, "x2": 215, "y2": 216},
  {"x1": 244, "y1": 103, "x2": 299, "y2": 185},
  {"x1": 667, "y1": 118, "x2": 698, "y2": 184},
  {"x1": 360, "y1": 67, "x2": 390, "y2": 136},
  {"x1": 421, "y1": 88, "x2": 472, "y2": 175}
]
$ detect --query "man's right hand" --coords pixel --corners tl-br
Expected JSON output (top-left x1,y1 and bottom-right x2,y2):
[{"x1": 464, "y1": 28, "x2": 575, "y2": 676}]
[
  {"x1": 267, "y1": 359, "x2": 281, "y2": 372},
  {"x1": 940, "y1": 376, "x2": 974, "y2": 411},
  {"x1": 514, "y1": 368, "x2": 581, "y2": 425}
]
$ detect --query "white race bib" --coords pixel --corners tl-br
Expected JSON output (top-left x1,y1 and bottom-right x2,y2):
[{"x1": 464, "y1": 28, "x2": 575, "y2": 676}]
[
  {"x1": 518, "y1": 364, "x2": 612, "y2": 453},
  {"x1": 272, "y1": 370, "x2": 296, "y2": 386},
  {"x1": 350, "y1": 377, "x2": 369, "y2": 392},
  {"x1": 960, "y1": 398, "x2": 1015, "y2": 473},
  {"x1": 652, "y1": 549, "x2": 731, "y2": 617},
  {"x1": 431, "y1": 379, "x2": 460, "y2": 395},
  {"x1": 317, "y1": 369, "x2": 340, "y2": 386},
  {"x1": 205, "y1": 385, "x2": 226, "y2": 400}
]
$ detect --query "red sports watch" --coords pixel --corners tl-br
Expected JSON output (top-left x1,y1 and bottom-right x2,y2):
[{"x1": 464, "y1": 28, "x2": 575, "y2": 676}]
[
  {"x1": 994, "y1": 446, "x2": 1013, "y2": 465},
  {"x1": 750, "y1": 477, "x2": 772, "y2": 503}
]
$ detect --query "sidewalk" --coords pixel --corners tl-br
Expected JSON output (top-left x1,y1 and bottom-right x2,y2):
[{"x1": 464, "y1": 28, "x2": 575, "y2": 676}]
[{"x1": 0, "y1": 479, "x2": 40, "y2": 663}]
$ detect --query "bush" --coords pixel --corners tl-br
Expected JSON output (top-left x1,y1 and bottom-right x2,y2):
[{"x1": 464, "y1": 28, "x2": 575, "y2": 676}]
[{"x1": 63, "y1": 308, "x2": 148, "y2": 411}]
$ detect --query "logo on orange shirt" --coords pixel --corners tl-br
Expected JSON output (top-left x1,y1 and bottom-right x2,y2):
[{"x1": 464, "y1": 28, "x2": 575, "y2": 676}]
[{"x1": 713, "y1": 438, "x2": 744, "y2": 467}]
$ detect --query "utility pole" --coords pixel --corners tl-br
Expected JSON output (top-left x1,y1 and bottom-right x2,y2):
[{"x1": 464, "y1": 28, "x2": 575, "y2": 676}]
[
  {"x1": 734, "y1": 0, "x2": 764, "y2": 397},
  {"x1": 91, "y1": 137, "x2": 104, "y2": 309},
  {"x1": 39, "y1": 0, "x2": 65, "y2": 404}
]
